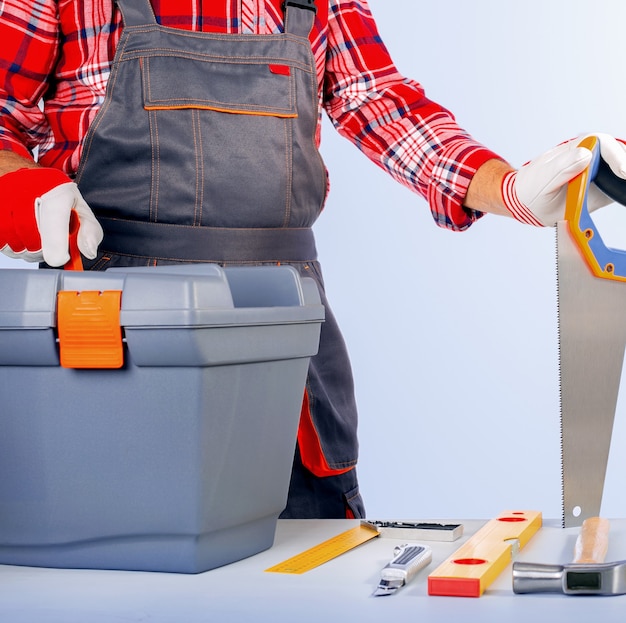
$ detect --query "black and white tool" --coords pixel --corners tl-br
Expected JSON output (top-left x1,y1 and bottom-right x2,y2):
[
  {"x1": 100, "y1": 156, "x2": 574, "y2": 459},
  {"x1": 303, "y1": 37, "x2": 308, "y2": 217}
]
[
  {"x1": 363, "y1": 520, "x2": 463, "y2": 542},
  {"x1": 372, "y1": 543, "x2": 432, "y2": 597}
]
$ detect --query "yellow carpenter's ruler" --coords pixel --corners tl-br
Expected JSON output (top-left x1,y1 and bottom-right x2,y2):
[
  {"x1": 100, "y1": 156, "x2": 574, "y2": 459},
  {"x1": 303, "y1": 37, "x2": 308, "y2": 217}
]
[{"x1": 265, "y1": 523, "x2": 380, "y2": 574}]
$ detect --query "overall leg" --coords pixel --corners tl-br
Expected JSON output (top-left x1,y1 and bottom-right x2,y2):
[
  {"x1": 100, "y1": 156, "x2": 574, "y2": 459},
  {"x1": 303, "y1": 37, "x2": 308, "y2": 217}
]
[{"x1": 280, "y1": 262, "x2": 365, "y2": 519}]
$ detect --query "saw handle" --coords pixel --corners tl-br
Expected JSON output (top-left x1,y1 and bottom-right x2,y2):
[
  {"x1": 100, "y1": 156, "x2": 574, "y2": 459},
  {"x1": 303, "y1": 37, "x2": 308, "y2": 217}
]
[
  {"x1": 595, "y1": 154, "x2": 626, "y2": 206},
  {"x1": 565, "y1": 135, "x2": 626, "y2": 281}
]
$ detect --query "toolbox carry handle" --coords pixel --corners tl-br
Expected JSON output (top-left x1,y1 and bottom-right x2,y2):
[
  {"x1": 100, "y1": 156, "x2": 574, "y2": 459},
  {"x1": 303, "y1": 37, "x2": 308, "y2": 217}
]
[
  {"x1": 63, "y1": 209, "x2": 84, "y2": 271},
  {"x1": 565, "y1": 135, "x2": 626, "y2": 282},
  {"x1": 58, "y1": 209, "x2": 124, "y2": 368}
]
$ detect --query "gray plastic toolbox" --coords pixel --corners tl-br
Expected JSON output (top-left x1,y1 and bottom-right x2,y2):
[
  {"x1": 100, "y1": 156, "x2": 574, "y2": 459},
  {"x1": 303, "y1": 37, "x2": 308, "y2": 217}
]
[{"x1": 0, "y1": 264, "x2": 324, "y2": 573}]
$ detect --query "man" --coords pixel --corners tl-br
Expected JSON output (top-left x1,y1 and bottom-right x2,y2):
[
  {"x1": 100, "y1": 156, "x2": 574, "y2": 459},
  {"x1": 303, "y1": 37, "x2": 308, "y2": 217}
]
[{"x1": 1, "y1": 0, "x2": 625, "y2": 519}]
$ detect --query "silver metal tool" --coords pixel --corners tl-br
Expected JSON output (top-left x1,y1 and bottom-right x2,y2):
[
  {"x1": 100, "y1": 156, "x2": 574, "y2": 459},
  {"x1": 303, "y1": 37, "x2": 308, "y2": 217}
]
[
  {"x1": 512, "y1": 559, "x2": 626, "y2": 596},
  {"x1": 557, "y1": 136, "x2": 626, "y2": 527},
  {"x1": 513, "y1": 517, "x2": 626, "y2": 595},
  {"x1": 363, "y1": 520, "x2": 463, "y2": 542},
  {"x1": 372, "y1": 543, "x2": 432, "y2": 597}
]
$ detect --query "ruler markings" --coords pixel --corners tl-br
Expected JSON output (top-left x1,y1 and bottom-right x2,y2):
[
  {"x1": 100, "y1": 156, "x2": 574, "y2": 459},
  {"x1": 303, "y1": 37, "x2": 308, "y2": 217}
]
[{"x1": 265, "y1": 524, "x2": 379, "y2": 574}]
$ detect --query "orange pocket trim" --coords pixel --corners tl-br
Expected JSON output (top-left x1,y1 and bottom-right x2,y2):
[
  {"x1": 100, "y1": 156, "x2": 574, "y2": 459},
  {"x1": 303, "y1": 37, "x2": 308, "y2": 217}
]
[
  {"x1": 297, "y1": 390, "x2": 354, "y2": 478},
  {"x1": 144, "y1": 103, "x2": 297, "y2": 118}
]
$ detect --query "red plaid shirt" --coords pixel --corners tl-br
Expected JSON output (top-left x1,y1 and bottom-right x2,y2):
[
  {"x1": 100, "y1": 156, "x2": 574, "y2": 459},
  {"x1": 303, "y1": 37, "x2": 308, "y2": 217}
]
[{"x1": 0, "y1": 0, "x2": 501, "y2": 229}]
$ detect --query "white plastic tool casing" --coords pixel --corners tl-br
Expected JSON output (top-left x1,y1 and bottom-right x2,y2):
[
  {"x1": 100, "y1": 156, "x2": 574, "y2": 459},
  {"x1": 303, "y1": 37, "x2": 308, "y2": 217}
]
[{"x1": 372, "y1": 543, "x2": 433, "y2": 596}]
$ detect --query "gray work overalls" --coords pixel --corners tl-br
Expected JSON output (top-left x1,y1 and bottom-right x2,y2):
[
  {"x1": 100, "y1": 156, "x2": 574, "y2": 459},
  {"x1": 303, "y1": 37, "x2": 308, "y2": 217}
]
[{"x1": 75, "y1": 0, "x2": 364, "y2": 518}]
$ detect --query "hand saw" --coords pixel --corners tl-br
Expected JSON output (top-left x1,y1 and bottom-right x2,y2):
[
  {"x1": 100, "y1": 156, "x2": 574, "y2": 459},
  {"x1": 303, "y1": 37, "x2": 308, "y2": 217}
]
[{"x1": 558, "y1": 135, "x2": 626, "y2": 527}]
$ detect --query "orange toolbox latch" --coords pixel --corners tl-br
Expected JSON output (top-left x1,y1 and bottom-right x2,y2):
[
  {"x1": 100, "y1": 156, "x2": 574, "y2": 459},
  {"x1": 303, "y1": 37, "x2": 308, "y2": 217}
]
[{"x1": 57, "y1": 290, "x2": 124, "y2": 369}]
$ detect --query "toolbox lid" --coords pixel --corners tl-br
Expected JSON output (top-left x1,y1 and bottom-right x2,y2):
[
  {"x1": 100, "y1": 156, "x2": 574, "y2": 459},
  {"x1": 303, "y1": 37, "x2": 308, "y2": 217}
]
[
  {"x1": 0, "y1": 264, "x2": 324, "y2": 330},
  {"x1": 0, "y1": 269, "x2": 62, "y2": 328}
]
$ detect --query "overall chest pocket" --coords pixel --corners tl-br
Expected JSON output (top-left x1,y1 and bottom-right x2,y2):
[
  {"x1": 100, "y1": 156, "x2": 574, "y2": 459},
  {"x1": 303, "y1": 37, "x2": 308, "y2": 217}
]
[
  {"x1": 142, "y1": 54, "x2": 297, "y2": 117},
  {"x1": 140, "y1": 54, "x2": 298, "y2": 228}
]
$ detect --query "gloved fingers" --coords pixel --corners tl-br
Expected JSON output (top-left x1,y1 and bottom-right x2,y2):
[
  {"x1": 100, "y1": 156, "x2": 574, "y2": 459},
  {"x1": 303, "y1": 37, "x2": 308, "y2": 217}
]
[
  {"x1": 4, "y1": 203, "x2": 41, "y2": 255},
  {"x1": 0, "y1": 218, "x2": 28, "y2": 255},
  {"x1": 540, "y1": 146, "x2": 592, "y2": 193},
  {"x1": 35, "y1": 182, "x2": 77, "y2": 266},
  {"x1": 584, "y1": 132, "x2": 626, "y2": 178},
  {"x1": 74, "y1": 194, "x2": 104, "y2": 260},
  {"x1": 516, "y1": 146, "x2": 591, "y2": 208},
  {"x1": 502, "y1": 134, "x2": 626, "y2": 227},
  {"x1": 0, "y1": 244, "x2": 42, "y2": 263},
  {"x1": 35, "y1": 182, "x2": 103, "y2": 266},
  {"x1": 571, "y1": 134, "x2": 626, "y2": 212}
]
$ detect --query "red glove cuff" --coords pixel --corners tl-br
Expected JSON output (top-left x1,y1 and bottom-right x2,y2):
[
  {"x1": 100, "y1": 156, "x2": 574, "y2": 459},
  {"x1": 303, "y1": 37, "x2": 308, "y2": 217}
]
[{"x1": 0, "y1": 167, "x2": 72, "y2": 253}]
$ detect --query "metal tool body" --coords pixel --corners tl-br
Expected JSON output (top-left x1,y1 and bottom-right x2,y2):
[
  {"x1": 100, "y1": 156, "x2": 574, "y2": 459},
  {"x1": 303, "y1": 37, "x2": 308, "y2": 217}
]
[
  {"x1": 558, "y1": 137, "x2": 626, "y2": 527},
  {"x1": 363, "y1": 520, "x2": 463, "y2": 541},
  {"x1": 513, "y1": 516, "x2": 626, "y2": 595},
  {"x1": 372, "y1": 543, "x2": 432, "y2": 596},
  {"x1": 513, "y1": 559, "x2": 626, "y2": 595}
]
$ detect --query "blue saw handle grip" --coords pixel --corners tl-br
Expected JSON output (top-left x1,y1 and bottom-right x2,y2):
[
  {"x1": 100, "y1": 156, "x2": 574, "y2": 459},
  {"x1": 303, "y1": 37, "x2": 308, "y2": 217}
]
[{"x1": 566, "y1": 136, "x2": 626, "y2": 281}]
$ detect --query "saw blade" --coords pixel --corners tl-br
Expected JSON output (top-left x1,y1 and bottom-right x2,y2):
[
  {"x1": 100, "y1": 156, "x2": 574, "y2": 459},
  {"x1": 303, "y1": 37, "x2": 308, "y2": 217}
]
[{"x1": 557, "y1": 220, "x2": 626, "y2": 527}]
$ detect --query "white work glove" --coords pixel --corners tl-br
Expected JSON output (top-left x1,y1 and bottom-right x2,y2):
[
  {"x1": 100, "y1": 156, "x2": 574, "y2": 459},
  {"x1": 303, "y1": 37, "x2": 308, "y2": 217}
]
[
  {"x1": 501, "y1": 133, "x2": 626, "y2": 226},
  {"x1": 0, "y1": 167, "x2": 103, "y2": 266}
]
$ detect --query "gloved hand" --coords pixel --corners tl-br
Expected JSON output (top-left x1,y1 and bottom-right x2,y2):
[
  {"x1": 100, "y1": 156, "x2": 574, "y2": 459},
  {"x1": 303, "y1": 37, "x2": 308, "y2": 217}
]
[
  {"x1": 501, "y1": 133, "x2": 626, "y2": 226},
  {"x1": 0, "y1": 167, "x2": 103, "y2": 266}
]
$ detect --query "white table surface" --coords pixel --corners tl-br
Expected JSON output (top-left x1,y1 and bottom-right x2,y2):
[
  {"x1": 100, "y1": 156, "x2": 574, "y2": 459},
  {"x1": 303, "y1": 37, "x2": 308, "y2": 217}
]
[{"x1": 1, "y1": 518, "x2": 625, "y2": 622}]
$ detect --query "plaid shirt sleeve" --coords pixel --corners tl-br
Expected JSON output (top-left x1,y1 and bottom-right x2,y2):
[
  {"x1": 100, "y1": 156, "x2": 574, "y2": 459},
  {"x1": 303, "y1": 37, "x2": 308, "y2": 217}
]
[
  {"x1": 0, "y1": 0, "x2": 61, "y2": 159},
  {"x1": 0, "y1": 0, "x2": 503, "y2": 230},
  {"x1": 324, "y1": 1, "x2": 503, "y2": 230}
]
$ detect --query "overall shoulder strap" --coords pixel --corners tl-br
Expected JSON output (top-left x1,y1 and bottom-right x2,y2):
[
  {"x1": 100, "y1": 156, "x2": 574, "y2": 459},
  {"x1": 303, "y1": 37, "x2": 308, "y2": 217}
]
[
  {"x1": 115, "y1": 0, "x2": 158, "y2": 28},
  {"x1": 284, "y1": 0, "x2": 317, "y2": 38}
]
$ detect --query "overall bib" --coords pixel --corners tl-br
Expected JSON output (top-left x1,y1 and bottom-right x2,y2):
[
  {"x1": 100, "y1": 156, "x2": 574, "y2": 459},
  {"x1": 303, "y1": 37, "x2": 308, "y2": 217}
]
[{"x1": 75, "y1": 0, "x2": 364, "y2": 518}]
